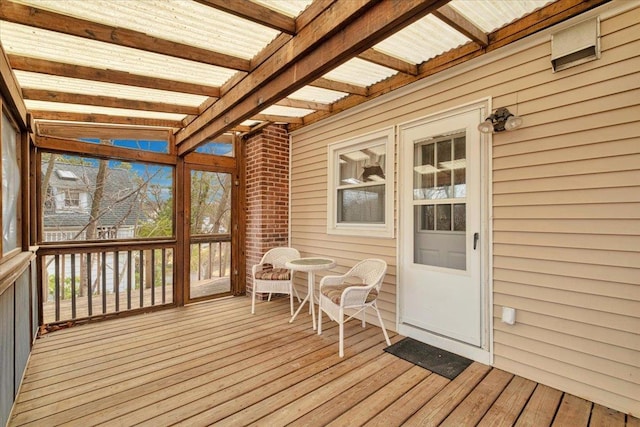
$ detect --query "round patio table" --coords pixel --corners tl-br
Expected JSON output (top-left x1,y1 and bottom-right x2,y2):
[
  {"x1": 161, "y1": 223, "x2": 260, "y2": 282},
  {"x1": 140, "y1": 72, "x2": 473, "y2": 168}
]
[{"x1": 286, "y1": 257, "x2": 336, "y2": 330}]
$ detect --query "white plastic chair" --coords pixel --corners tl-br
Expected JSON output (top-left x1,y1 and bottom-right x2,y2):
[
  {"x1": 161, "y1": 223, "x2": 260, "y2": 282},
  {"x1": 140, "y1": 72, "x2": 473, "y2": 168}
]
[
  {"x1": 251, "y1": 247, "x2": 301, "y2": 315},
  {"x1": 317, "y1": 259, "x2": 391, "y2": 357}
]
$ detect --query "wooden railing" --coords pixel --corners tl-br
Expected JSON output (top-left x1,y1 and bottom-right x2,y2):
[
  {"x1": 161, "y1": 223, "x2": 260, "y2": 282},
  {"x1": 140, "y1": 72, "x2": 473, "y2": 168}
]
[
  {"x1": 189, "y1": 234, "x2": 232, "y2": 298},
  {"x1": 39, "y1": 241, "x2": 175, "y2": 324}
]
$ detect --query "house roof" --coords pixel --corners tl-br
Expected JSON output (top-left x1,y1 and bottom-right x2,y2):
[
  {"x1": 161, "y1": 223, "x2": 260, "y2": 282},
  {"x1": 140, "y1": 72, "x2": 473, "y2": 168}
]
[
  {"x1": 0, "y1": 0, "x2": 609, "y2": 154},
  {"x1": 42, "y1": 161, "x2": 145, "y2": 230}
]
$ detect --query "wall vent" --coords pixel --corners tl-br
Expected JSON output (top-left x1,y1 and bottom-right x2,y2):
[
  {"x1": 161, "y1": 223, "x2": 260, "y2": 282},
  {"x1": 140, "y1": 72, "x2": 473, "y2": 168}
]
[{"x1": 551, "y1": 17, "x2": 600, "y2": 72}]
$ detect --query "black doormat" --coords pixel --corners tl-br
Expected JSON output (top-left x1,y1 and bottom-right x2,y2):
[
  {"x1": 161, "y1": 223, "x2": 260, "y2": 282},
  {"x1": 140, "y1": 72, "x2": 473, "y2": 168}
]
[{"x1": 384, "y1": 337, "x2": 473, "y2": 380}]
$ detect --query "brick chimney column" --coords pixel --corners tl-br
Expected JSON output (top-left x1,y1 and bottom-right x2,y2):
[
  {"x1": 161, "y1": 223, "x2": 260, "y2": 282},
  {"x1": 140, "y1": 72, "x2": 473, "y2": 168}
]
[{"x1": 244, "y1": 124, "x2": 290, "y2": 298}]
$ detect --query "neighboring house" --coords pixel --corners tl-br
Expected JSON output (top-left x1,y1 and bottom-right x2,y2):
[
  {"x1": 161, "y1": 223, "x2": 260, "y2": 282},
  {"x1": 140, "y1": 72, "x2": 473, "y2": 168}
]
[
  {"x1": 42, "y1": 161, "x2": 144, "y2": 242},
  {"x1": 289, "y1": 3, "x2": 639, "y2": 416}
]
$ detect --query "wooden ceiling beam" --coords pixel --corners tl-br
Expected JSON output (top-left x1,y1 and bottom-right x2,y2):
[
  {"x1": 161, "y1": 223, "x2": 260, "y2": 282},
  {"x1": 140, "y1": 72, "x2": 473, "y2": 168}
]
[
  {"x1": 36, "y1": 122, "x2": 171, "y2": 141},
  {"x1": 30, "y1": 110, "x2": 182, "y2": 128},
  {"x1": 275, "y1": 98, "x2": 332, "y2": 112},
  {"x1": 309, "y1": 78, "x2": 368, "y2": 97},
  {"x1": 8, "y1": 55, "x2": 220, "y2": 97},
  {"x1": 176, "y1": 0, "x2": 450, "y2": 154},
  {"x1": 194, "y1": 0, "x2": 296, "y2": 35},
  {"x1": 358, "y1": 48, "x2": 419, "y2": 76},
  {"x1": 251, "y1": 114, "x2": 303, "y2": 124},
  {"x1": 433, "y1": 5, "x2": 488, "y2": 47},
  {"x1": 22, "y1": 89, "x2": 199, "y2": 115},
  {"x1": 35, "y1": 135, "x2": 177, "y2": 164},
  {"x1": 0, "y1": 1, "x2": 250, "y2": 71}
]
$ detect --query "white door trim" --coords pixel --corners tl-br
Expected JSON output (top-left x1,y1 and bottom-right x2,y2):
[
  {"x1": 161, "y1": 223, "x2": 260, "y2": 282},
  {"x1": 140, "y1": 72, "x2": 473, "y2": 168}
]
[{"x1": 396, "y1": 99, "x2": 493, "y2": 365}]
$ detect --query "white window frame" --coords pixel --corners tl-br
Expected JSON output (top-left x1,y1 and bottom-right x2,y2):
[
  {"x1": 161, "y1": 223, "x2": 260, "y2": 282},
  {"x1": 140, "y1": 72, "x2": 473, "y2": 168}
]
[{"x1": 327, "y1": 127, "x2": 394, "y2": 238}]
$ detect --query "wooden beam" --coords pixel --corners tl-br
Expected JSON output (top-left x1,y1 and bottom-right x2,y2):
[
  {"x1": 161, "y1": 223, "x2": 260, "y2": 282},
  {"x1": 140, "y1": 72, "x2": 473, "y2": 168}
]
[
  {"x1": 295, "y1": 0, "x2": 336, "y2": 32},
  {"x1": 8, "y1": 55, "x2": 220, "y2": 97},
  {"x1": 22, "y1": 89, "x2": 199, "y2": 115},
  {"x1": 36, "y1": 122, "x2": 171, "y2": 141},
  {"x1": 34, "y1": 135, "x2": 177, "y2": 165},
  {"x1": 30, "y1": 110, "x2": 182, "y2": 128},
  {"x1": 251, "y1": 114, "x2": 303, "y2": 124},
  {"x1": 0, "y1": 1, "x2": 251, "y2": 71},
  {"x1": 433, "y1": 5, "x2": 488, "y2": 47},
  {"x1": 176, "y1": 0, "x2": 450, "y2": 154},
  {"x1": 309, "y1": 78, "x2": 369, "y2": 96},
  {"x1": 276, "y1": 98, "x2": 332, "y2": 112},
  {"x1": 194, "y1": 0, "x2": 296, "y2": 35},
  {"x1": 358, "y1": 48, "x2": 419, "y2": 75}
]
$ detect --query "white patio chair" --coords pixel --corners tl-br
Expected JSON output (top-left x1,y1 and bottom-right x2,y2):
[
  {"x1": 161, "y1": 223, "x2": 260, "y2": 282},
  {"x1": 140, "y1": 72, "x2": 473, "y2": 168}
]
[
  {"x1": 317, "y1": 259, "x2": 391, "y2": 357},
  {"x1": 251, "y1": 247, "x2": 301, "y2": 315}
]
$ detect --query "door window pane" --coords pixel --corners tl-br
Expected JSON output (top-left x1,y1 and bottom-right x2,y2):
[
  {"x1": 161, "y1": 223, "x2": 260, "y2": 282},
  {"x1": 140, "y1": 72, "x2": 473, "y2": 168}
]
[{"x1": 413, "y1": 131, "x2": 467, "y2": 270}]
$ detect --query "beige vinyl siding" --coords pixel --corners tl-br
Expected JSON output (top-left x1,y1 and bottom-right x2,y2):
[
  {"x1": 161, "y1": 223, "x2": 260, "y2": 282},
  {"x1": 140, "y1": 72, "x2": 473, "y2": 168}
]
[
  {"x1": 290, "y1": 4, "x2": 639, "y2": 415},
  {"x1": 490, "y1": 6, "x2": 640, "y2": 415}
]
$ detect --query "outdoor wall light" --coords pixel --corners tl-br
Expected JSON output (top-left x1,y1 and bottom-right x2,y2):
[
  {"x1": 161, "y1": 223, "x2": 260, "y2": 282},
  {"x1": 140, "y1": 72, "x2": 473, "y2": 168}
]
[{"x1": 477, "y1": 107, "x2": 523, "y2": 134}]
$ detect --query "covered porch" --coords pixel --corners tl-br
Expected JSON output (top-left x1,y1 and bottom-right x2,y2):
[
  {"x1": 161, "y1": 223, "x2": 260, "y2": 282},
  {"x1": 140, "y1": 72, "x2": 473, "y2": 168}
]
[{"x1": 9, "y1": 296, "x2": 638, "y2": 426}]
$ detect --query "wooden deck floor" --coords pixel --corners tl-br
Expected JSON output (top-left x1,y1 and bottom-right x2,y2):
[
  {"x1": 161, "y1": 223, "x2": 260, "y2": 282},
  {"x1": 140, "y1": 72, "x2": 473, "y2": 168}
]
[{"x1": 9, "y1": 297, "x2": 638, "y2": 426}]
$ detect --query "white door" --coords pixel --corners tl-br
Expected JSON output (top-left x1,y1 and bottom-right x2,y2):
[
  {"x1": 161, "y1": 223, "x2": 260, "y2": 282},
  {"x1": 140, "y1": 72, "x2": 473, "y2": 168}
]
[{"x1": 399, "y1": 108, "x2": 483, "y2": 347}]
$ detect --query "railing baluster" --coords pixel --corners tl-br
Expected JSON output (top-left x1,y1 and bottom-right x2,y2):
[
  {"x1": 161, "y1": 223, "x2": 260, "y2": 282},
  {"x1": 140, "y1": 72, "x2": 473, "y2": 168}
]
[
  {"x1": 71, "y1": 254, "x2": 76, "y2": 319},
  {"x1": 127, "y1": 250, "x2": 132, "y2": 310},
  {"x1": 60, "y1": 253, "x2": 65, "y2": 301},
  {"x1": 114, "y1": 251, "x2": 120, "y2": 313},
  {"x1": 162, "y1": 248, "x2": 166, "y2": 304},
  {"x1": 219, "y1": 242, "x2": 223, "y2": 277},
  {"x1": 197, "y1": 243, "x2": 202, "y2": 281},
  {"x1": 208, "y1": 243, "x2": 213, "y2": 279},
  {"x1": 87, "y1": 253, "x2": 92, "y2": 317},
  {"x1": 102, "y1": 251, "x2": 107, "y2": 313},
  {"x1": 54, "y1": 254, "x2": 60, "y2": 322},
  {"x1": 139, "y1": 250, "x2": 144, "y2": 308},
  {"x1": 151, "y1": 249, "x2": 155, "y2": 306}
]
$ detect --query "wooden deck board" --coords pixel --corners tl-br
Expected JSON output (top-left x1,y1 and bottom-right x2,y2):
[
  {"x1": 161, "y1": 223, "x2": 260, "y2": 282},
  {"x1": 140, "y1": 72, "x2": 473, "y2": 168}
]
[
  {"x1": 9, "y1": 297, "x2": 638, "y2": 426},
  {"x1": 590, "y1": 404, "x2": 626, "y2": 427},
  {"x1": 478, "y1": 375, "x2": 538, "y2": 427}
]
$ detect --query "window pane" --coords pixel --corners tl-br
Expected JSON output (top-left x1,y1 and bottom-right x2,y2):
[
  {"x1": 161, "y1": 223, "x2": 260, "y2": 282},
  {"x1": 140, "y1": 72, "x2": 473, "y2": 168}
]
[
  {"x1": 414, "y1": 133, "x2": 467, "y2": 200},
  {"x1": 339, "y1": 144, "x2": 385, "y2": 185},
  {"x1": 436, "y1": 204, "x2": 452, "y2": 231},
  {"x1": 80, "y1": 138, "x2": 169, "y2": 153},
  {"x1": 41, "y1": 154, "x2": 174, "y2": 242},
  {"x1": 337, "y1": 185, "x2": 384, "y2": 224},
  {"x1": 453, "y1": 203, "x2": 466, "y2": 231},
  {"x1": 418, "y1": 205, "x2": 434, "y2": 231},
  {"x1": 194, "y1": 141, "x2": 234, "y2": 157},
  {"x1": 2, "y1": 112, "x2": 20, "y2": 253}
]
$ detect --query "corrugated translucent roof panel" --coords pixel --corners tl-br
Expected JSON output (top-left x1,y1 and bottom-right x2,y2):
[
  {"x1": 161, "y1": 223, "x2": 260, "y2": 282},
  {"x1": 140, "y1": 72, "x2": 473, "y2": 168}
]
[
  {"x1": 449, "y1": 0, "x2": 553, "y2": 33},
  {"x1": 259, "y1": 105, "x2": 314, "y2": 117},
  {"x1": 252, "y1": 0, "x2": 313, "y2": 18},
  {"x1": 288, "y1": 86, "x2": 348, "y2": 104},
  {"x1": 0, "y1": 22, "x2": 237, "y2": 87},
  {"x1": 322, "y1": 58, "x2": 397, "y2": 87},
  {"x1": 24, "y1": 100, "x2": 185, "y2": 121},
  {"x1": 13, "y1": 0, "x2": 280, "y2": 60},
  {"x1": 374, "y1": 14, "x2": 470, "y2": 64},
  {"x1": 15, "y1": 72, "x2": 208, "y2": 107}
]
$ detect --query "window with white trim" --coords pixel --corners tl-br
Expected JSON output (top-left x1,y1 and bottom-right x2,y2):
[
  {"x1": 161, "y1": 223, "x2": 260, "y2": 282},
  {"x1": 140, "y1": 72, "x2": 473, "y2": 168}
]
[{"x1": 327, "y1": 128, "x2": 394, "y2": 238}]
